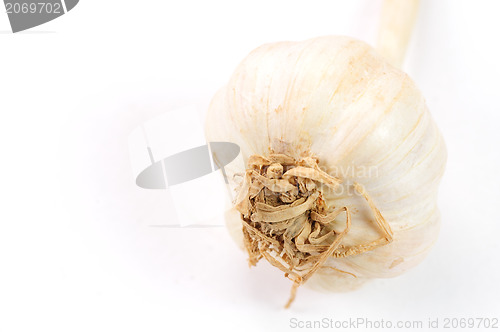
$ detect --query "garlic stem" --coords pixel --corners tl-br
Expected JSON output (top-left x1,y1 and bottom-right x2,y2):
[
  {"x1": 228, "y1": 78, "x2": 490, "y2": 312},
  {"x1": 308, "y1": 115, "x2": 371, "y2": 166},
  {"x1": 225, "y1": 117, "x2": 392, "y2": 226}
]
[{"x1": 377, "y1": 0, "x2": 420, "y2": 68}]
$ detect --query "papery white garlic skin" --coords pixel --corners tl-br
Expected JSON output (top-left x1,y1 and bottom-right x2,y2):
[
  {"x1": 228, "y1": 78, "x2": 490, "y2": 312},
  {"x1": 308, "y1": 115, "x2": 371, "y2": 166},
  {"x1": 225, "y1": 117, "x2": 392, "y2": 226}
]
[{"x1": 205, "y1": 36, "x2": 446, "y2": 291}]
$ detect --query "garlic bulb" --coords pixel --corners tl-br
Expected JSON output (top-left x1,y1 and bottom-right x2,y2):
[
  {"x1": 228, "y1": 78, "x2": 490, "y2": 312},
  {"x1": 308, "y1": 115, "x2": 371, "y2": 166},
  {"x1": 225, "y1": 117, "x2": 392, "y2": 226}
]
[{"x1": 205, "y1": 35, "x2": 446, "y2": 306}]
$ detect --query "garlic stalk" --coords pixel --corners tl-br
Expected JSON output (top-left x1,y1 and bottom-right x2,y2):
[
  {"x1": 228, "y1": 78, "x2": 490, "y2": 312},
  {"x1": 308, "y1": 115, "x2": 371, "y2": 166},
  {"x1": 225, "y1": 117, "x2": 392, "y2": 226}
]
[
  {"x1": 205, "y1": 30, "x2": 446, "y2": 307},
  {"x1": 377, "y1": 0, "x2": 420, "y2": 68}
]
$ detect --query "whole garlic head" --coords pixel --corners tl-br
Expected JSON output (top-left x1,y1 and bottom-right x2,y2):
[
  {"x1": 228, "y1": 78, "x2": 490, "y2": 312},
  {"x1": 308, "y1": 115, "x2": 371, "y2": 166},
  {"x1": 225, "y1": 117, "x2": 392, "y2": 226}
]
[{"x1": 205, "y1": 36, "x2": 446, "y2": 304}]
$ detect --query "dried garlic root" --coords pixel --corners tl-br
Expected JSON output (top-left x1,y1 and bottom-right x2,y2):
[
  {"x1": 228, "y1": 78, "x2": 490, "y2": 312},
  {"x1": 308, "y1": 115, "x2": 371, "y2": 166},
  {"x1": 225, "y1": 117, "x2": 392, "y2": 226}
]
[{"x1": 236, "y1": 154, "x2": 393, "y2": 308}]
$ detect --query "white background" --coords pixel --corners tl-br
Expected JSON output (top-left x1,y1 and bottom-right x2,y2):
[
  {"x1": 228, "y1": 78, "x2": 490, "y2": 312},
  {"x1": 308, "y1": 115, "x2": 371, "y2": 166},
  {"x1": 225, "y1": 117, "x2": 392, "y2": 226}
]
[{"x1": 1, "y1": 0, "x2": 499, "y2": 331}]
